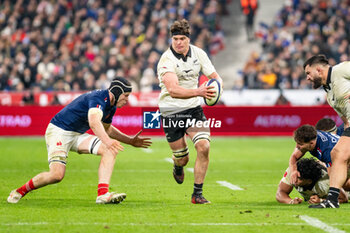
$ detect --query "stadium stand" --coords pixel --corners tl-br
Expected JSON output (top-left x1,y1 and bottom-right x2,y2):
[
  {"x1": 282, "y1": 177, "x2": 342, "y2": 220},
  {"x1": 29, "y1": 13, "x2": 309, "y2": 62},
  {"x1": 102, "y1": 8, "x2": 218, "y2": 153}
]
[
  {"x1": 241, "y1": 0, "x2": 350, "y2": 90},
  {"x1": 0, "y1": 0, "x2": 228, "y2": 95}
]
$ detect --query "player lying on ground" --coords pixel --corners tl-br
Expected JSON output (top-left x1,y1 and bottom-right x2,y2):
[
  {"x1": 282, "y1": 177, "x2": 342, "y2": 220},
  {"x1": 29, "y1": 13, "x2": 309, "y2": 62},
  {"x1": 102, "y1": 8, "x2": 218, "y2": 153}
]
[
  {"x1": 276, "y1": 158, "x2": 348, "y2": 204},
  {"x1": 7, "y1": 77, "x2": 152, "y2": 204}
]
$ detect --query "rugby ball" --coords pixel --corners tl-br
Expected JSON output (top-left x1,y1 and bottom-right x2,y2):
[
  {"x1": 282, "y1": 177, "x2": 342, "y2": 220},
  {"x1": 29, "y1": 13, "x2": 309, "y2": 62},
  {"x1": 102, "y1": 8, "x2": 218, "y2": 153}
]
[{"x1": 204, "y1": 79, "x2": 222, "y2": 106}]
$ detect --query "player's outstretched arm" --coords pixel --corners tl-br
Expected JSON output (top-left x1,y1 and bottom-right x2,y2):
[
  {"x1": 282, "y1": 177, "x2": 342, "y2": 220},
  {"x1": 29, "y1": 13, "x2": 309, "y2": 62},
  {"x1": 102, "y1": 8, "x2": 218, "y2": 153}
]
[
  {"x1": 276, "y1": 181, "x2": 302, "y2": 204},
  {"x1": 88, "y1": 108, "x2": 124, "y2": 154},
  {"x1": 104, "y1": 125, "x2": 152, "y2": 148},
  {"x1": 162, "y1": 72, "x2": 215, "y2": 99},
  {"x1": 130, "y1": 130, "x2": 152, "y2": 148}
]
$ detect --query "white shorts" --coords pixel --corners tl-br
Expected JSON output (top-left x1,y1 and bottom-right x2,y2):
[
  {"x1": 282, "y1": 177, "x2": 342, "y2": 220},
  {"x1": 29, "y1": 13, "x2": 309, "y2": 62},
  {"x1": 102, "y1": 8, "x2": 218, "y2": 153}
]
[{"x1": 45, "y1": 123, "x2": 101, "y2": 165}]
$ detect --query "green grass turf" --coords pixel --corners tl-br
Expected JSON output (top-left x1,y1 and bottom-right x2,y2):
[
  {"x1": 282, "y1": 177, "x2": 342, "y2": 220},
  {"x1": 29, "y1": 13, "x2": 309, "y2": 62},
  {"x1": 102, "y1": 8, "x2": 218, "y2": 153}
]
[{"x1": 0, "y1": 137, "x2": 349, "y2": 233}]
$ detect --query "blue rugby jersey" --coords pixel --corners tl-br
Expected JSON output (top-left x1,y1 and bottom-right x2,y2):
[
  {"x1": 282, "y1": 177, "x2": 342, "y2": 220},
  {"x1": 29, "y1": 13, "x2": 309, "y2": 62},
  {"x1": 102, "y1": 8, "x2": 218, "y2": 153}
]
[
  {"x1": 337, "y1": 123, "x2": 344, "y2": 136},
  {"x1": 309, "y1": 130, "x2": 339, "y2": 167},
  {"x1": 50, "y1": 90, "x2": 116, "y2": 133}
]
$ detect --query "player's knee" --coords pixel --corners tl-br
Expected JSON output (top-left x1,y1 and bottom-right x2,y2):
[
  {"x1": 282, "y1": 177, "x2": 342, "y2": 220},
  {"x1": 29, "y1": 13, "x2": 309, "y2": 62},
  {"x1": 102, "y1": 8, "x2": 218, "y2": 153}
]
[
  {"x1": 48, "y1": 162, "x2": 66, "y2": 183},
  {"x1": 98, "y1": 144, "x2": 118, "y2": 157},
  {"x1": 192, "y1": 132, "x2": 210, "y2": 154},
  {"x1": 49, "y1": 170, "x2": 65, "y2": 183},
  {"x1": 195, "y1": 139, "x2": 210, "y2": 155}
]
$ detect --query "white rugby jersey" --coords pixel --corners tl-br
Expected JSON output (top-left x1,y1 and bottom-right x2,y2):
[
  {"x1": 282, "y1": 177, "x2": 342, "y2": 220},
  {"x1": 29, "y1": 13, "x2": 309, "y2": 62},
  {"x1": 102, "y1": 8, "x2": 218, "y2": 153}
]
[
  {"x1": 281, "y1": 167, "x2": 329, "y2": 201},
  {"x1": 157, "y1": 45, "x2": 216, "y2": 116},
  {"x1": 324, "y1": 62, "x2": 350, "y2": 121}
]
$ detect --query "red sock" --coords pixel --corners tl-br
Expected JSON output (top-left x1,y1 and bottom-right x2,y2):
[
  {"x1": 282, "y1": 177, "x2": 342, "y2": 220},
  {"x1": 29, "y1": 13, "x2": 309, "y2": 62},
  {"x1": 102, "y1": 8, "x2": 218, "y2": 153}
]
[
  {"x1": 97, "y1": 183, "x2": 109, "y2": 196},
  {"x1": 16, "y1": 179, "x2": 36, "y2": 196}
]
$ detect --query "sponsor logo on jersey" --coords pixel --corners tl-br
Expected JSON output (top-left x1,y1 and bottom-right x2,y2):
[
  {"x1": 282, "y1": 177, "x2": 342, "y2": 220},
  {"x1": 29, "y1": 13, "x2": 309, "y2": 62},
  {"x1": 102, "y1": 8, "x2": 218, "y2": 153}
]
[{"x1": 183, "y1": 69, "x2": 193, "y2": 73}]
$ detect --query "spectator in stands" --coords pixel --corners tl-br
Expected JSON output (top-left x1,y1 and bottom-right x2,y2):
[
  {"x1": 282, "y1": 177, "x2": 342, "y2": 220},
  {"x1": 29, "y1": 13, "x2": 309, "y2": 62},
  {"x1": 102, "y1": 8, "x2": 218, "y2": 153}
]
[
  {"x1": 140, "y1": 67, "x2": 158, "y2": 93},
  {"x1": 240, "y1": 0, "x2": 259, "y2": 41},
  {"x1": 0, "y1": 0, "x2": 228, "y2": 96},
  {"x1": 243, "y1": 0, "x2": 350, "y2": 91},
  {"x1": 260, "y1": 65, "x2": 277, "y2": 89}
]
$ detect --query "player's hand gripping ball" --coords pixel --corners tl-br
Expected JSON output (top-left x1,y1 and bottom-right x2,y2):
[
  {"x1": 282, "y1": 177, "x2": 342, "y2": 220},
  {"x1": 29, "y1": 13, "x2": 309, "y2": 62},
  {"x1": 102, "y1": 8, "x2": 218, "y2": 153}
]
[{"x1": 204, "y1": 79, "x2": 222, "y2": 106}]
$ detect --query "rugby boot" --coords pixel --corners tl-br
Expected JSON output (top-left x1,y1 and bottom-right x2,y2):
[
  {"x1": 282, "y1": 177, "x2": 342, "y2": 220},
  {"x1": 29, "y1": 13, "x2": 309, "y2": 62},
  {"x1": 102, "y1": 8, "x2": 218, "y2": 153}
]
[{"x1": 173, "y1": 165, "x2": 184, "y2": 184}]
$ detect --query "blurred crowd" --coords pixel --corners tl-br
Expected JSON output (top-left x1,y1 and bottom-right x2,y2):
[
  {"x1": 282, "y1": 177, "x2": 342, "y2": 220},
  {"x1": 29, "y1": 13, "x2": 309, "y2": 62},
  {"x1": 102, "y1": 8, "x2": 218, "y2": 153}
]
[
  {"x1": 0, "y1": 0, "x2": 227, "y2": 93},
  {"x1": 240, "y1": 0, "x2": 350, "y2": 90}
]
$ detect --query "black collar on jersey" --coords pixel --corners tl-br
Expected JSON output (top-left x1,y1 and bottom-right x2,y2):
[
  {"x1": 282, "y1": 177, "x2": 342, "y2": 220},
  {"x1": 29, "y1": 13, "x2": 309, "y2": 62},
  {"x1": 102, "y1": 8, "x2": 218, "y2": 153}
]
[
  {"x1": 170, "y1": 45, "x2": 191, "y2": 62},
  {"x1": 323, "y1": 66, "x2": 332, "y2": 92}
]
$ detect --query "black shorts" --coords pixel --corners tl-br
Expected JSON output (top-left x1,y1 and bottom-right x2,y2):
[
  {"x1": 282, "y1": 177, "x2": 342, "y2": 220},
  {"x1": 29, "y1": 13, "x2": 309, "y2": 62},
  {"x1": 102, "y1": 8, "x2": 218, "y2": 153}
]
[
  {"x1": 161, "y1": 106, "x2": 207, "y2": 143},
  {"x1": 342, "y1": 127, "x2": 350, "y2": 137}
]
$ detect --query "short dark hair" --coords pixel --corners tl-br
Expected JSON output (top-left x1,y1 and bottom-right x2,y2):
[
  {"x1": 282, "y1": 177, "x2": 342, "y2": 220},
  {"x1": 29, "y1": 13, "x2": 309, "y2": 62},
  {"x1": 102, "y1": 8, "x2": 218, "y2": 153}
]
[
  {"x1": 297, "y1": 158, "x2": 324, "y2": 184},
  {"x1": 303, "y1": 55, "x2": 329, "y2": 70},
  {"x1": 170, "y1": 19, "x2": 190, "y2": 37},
  {"x1": 315, "y1": 118, "x2": 337, "y2": 132},
  {"x1": 294, "y1": 124, "x2": 317, "y2": 143}
]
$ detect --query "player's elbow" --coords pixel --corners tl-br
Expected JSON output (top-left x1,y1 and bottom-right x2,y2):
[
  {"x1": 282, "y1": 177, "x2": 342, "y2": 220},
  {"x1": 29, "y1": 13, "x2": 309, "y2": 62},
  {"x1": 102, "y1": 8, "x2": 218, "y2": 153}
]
[
  {"x1": 167, "y1": 88, "x2": 178, "y2": 98},
  {"x1": 339, "y1": 197, "x2": 348, "y2": 203},
  {"x1": 338, "y1": 192, "x2": 348, "y2": 203},
  {"x1": 275, "y1": 193, "x2": 282, "y2": 203},
  {"x1": 275, "y1": 190, "x2": 287, "y2": 204},
  {"x1": 89, "y1": 122, "x2": 97, "y2": 132}
]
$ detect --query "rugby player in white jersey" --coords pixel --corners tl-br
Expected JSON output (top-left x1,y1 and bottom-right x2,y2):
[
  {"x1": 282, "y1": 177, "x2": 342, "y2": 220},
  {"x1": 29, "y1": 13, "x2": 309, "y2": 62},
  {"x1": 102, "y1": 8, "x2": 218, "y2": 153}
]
[
  {"x1": 7, "y1": 77, "x2": 152, "y2": 204},
  {"x1": 276, "y1": 158, "x2": 348, "y2": 205},
  {"x1": 303, "y1": 54, "x2": 350, "y2": 208},
  {"x1": 157, "y1": 19, "x2": 223, "y2": 204}
]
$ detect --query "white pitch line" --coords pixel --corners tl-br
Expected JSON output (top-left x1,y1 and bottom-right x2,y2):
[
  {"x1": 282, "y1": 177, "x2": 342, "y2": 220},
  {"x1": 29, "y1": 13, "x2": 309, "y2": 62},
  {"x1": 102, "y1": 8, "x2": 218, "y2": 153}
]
[
  {"x1": 164, "y1": 158, "x2": 173, "y2": 163},
  {"x1": 0, "y1": 222, "x2": 317, "y2": 226},
  {"x1": 216, "y1": 181, "x2": 243, "y2": 190},
  {"x1": 142, "y1": 148, "x2": 153, "y2": 153},
  {"x1": 299, "y1": 215, "x2": 346, "y2": 233},
  {"x1": 186, "y1": 168, "x2": 194, "y2": 173},
  {"x1": 2, "y1": 221, "x2": 350, "y2": 227}
]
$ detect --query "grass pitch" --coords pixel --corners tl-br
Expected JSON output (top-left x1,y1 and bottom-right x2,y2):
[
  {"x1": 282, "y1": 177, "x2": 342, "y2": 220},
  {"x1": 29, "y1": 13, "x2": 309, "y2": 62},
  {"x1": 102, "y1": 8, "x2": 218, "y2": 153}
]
[{"x1": 0, "y1": 137, "x2": 349, "y2": 233}]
